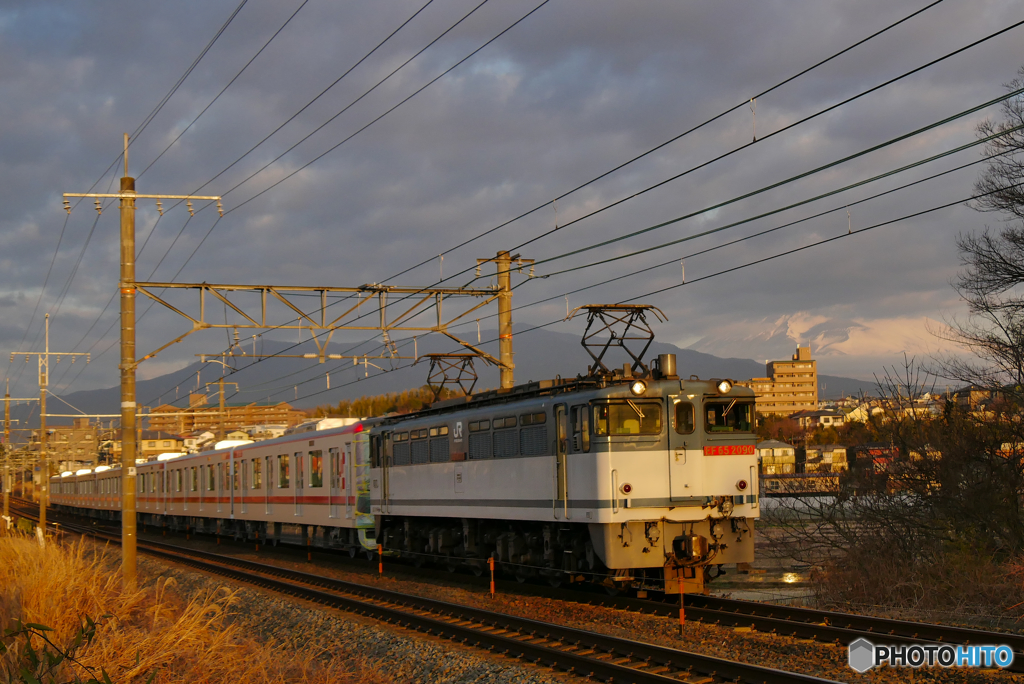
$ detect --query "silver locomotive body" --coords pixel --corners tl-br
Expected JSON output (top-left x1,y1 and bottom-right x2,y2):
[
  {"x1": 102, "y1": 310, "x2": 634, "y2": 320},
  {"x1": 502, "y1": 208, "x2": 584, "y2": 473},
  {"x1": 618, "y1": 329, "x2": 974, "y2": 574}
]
[{"x1": 369, "y1": 369, "x2": 758, "y2": 593}]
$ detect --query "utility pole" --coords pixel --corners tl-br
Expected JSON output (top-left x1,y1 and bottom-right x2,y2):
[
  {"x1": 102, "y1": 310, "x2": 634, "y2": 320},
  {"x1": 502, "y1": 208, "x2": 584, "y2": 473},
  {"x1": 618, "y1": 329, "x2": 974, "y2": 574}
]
[
  {"x1": 3, "y1": 380, "x2": 38, "y2": 528},
  {"x1": 63, "y1": 133, "x2": 221, "y2": 589},
  {"x1": 477, "y1": 251, "x2": 533, "y2": 389},
  {"x1": 201, "y1": 358, "x2": 238, "y2": 442},
  {"x1": 10, "y1": 315, "x2": 88, "y2": 535}
]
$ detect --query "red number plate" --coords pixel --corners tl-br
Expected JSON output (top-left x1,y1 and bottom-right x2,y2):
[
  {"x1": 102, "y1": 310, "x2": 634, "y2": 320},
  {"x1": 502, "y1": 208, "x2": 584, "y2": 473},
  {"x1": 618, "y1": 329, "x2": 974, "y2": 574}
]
[{"x1": 703, "y1": 445, "x2": 755, "y2": 456}]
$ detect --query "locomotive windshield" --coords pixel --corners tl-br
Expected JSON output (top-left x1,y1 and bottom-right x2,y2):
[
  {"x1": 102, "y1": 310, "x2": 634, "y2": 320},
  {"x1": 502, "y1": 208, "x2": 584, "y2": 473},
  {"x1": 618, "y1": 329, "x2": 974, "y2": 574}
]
[
  {"x1": 594, "y1": 401, "x2": 663, "y2": 435},
  {"x1": 704, "y1": 400, "x2": 754, "y2": 433}
]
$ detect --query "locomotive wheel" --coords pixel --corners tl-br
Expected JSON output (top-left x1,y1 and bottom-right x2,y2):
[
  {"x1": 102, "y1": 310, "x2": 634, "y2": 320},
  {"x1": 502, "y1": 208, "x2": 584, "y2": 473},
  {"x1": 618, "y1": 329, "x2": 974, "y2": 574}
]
[
  {"x1": 469, "y1": 562, "x2": 484, "y2": 577},
  {"x1": 365, "y1": 548, "x2": 375, "y2": 562},
  {"x1": 514, "y1": 567, "x2": 530, "y2": 584},
  {"x1": 348, "y1": 545, "x2": 358, "y2": 559},
  {"x1": 546, "y1": 573, "x2": 563, "y2": 588},
  {"x1": 413, "y1": 554, "x2": 426, "y2": 568},
  {"x1": 446, "y1": 559, "x2": 459, "y2": 573}
]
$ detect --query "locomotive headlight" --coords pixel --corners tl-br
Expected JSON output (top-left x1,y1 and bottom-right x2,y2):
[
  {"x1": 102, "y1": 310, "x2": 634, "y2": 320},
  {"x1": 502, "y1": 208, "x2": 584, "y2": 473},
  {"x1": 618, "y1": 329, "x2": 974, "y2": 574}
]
[
  {"x1": 736, "y1": 479, "x2": 748, "y2": 491},
  {"x1": 629, "y1": 379, "x2": 647, "y2": 396},
  {"x1": 716, "y1": 379, "x2": 733, "y2": 394}
]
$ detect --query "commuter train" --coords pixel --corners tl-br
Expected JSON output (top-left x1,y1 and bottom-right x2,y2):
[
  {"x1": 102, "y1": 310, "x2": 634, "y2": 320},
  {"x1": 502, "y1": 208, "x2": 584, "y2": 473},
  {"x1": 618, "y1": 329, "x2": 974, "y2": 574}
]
[{"x1": 50, "y1": 353, "x2": 759, "y2": 594}]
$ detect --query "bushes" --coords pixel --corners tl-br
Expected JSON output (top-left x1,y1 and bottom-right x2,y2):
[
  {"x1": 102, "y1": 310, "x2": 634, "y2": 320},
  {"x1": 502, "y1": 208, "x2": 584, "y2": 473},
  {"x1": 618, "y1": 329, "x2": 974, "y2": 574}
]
[{"x1": 0, "y1": 536, "x2": 379, "y2": 683}]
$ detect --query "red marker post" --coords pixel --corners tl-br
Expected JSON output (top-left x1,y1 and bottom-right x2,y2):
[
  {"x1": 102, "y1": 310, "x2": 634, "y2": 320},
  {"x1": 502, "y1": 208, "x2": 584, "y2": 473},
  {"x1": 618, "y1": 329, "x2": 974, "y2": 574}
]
[
  {"x1": 378, "y1": 544, "x2": 384, "y2": 576},
  {"x1": 489, "y1": 557, "x2": 496, "y2": 598},
  {"x1": 679, "y1": 593, "x2": 685, "y2": 634}
]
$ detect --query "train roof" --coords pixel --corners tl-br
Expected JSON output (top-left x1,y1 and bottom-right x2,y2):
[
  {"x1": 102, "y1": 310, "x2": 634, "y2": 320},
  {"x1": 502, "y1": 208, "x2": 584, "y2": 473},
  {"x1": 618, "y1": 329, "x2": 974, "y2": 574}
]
[{"x1": 378, "y1": 373, "x2": 752, "y2": 426}]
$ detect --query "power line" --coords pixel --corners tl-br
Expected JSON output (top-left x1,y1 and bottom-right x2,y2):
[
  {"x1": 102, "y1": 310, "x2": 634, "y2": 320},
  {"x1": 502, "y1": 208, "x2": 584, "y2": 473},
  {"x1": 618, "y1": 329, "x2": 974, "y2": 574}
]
[
  {"x1": 531, "y1": 92, "x2": 1024, "y2": 274},
  {"x1": 221, "y1": 0, "x2": 553, "y2": 216},
  {"x1": 383, "y1": 0, "x2": 950, "y2": 282},
  {"x1": 136, "y1": 0, "x2": 312, "y2": 179}
]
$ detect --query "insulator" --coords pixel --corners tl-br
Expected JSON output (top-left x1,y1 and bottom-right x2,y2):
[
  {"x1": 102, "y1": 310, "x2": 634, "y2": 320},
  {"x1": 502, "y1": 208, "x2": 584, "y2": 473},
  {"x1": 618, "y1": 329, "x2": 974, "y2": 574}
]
[
  {"x1": 528, "y1": 265, "x2": 535, "y2": 278},
  {"x1": 216, "y1": 199, "x2": 223, "y2": 217},
  {"x1": 94, "y1": 199, "x2": 102, "y2": 215},
  {"x1": 63, "y1": 199, "x2": 71, "y2": 214},
  {"x1": 187, "y1": 200, "x2": 194, "y2": 217},
  {"x1": 156, "y1": 200, "x2": 163, "y2": 216},
  {"x1": 475, "y1": 265, "x2": 481, "y2": 278}
]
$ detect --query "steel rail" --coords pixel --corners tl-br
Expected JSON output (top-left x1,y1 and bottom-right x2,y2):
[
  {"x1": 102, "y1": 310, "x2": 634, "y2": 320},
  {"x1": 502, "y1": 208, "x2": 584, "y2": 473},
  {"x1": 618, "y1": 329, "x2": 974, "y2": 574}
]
[{"x1": 12, "y1": 502, "x2": 837, "y2": 684}]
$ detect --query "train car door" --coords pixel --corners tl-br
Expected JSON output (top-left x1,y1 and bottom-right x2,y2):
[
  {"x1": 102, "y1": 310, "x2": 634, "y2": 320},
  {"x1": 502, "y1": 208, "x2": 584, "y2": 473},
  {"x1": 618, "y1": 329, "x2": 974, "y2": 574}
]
[
  {"x1": 329, "y1": 447, "x2": 340, "y2": 519},
  {"x1": 554, "y1": 404, "x2": 569, "y2": 519},
  {"x1": 294, "y1": 450, "x2": 304, "y2": 517},
  {"x1": 240, "y1": 457, "x2": 248, "y2": 514},
  {"x1": 344, "y1": 442, "x2": 354, "y2": 519},
  {"x1": 669, "y1": 397, "x2": 702, "y2": 501},
  {"x1": 229, "y1": 451, "x2": 236, "y2": 518},
  {"x1": 217, "y1": 461, "x2": 224, "y2": 514},
  {"x1": 264, "y1": 455, "x2": 272, "y2": 515}
]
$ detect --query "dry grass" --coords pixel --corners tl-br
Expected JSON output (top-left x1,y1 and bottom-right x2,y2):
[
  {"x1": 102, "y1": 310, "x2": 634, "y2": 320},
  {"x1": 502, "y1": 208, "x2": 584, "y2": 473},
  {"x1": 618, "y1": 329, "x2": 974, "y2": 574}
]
[{"x1": 0, "y1": 533, "x2": 387, "y2": 683}]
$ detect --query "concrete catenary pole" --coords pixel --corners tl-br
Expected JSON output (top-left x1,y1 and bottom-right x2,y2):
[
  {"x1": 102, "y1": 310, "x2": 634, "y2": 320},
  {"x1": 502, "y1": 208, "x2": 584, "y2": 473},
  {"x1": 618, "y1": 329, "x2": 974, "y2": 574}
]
[
  {"x1": 3, "y1": 380, "x2": 8, "y2": 528},
  {"x1": 39, "y1": 314, "x2": 48, "y2": 531},
  {"x1": 63, "y1": 134, "x2": 220, "y2": 588},
  {"x1": 496, "y1": 251, "x2": 514, "y2": 390},
  {"x1": 120, "y1": 133, "x2": 139, "y2": 588}
]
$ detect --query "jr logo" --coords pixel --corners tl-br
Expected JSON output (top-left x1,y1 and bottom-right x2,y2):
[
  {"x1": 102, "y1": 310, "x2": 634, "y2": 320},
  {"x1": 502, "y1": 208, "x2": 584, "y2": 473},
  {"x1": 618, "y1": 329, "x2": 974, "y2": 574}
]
[{"x1": 453, "y1": 421, "x2": 463, "y2": 440}]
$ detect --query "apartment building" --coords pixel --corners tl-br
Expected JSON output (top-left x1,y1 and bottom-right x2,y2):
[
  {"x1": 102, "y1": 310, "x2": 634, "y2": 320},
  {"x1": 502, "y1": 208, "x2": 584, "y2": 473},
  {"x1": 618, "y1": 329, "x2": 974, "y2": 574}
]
[{"x1": 740, "y1": 345, "x2": 818, "y2": 416}]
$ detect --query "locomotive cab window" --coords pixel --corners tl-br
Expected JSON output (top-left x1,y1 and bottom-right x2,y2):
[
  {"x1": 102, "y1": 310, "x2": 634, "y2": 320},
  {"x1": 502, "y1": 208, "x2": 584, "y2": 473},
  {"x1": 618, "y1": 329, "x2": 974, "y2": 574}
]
[
  {"x1": 674, "y1": 402, "x2": 695, "y2": 435},
  {"x1": 704, "y1": 400, "x2": 754, "y2": 433},
  {"x1": 593, "y1": 401, "x2": 663, "y2": 435}
]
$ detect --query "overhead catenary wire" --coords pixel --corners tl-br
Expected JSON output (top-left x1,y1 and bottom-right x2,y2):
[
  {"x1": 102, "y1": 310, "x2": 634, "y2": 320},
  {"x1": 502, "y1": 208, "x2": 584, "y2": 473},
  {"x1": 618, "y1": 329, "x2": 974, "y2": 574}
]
[
  {"x1": 44, "y1": 3, "x2": 1003, "y2": 405},
  {"x1": 382, "y1": 0, "x2": 950, "y2": 283},
  {"x1": 56, "y1": 0, "x2": 954, "y2": 389},
  {"x1": 134, "y1": 114, "x2": 1012, "y2": 408},
  {"x1": 136, "y1": 0, "x2": 312, "y2": 180},
  {"x1": 275, "y1": 12, "x2": 1024, "y2": 353},
  {"x1": 5, "y1": 0, "x2": 250, "y2": 394}
]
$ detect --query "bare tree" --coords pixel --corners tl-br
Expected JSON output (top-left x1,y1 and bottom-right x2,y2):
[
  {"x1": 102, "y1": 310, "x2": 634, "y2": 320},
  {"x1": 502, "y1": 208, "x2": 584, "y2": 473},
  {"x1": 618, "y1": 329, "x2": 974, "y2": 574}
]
[{"x1": 935, "y1": 67, "x2": 1024, "y2": 392}]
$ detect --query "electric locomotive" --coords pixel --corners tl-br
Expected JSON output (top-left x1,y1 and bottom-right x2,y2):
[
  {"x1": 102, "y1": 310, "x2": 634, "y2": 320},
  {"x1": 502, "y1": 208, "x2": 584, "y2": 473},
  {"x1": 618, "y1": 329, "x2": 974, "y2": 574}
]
[{"x1": 368, "y1": 352, "x2": 759, "y2": 594}]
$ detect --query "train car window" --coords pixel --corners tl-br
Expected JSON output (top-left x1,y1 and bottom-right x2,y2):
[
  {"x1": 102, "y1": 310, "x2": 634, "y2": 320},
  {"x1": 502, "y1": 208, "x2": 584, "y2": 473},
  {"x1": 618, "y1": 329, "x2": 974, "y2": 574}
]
[
  {"x1": 520, "y1": 412, "x2": 546, "y2": 426},
  {"x1": 593, "y1": 402, "x2": 663, "y2": 435},
  {"x1": 674, "y1": 402, "x2": 696, "y2": 435},
  {"x1": 329, "y1": 447, "x2": 340, "y2": 487},
  {"x1": 704, "y1": 400, "x2": 754, "y2": 433},
  {"x1": 252, "y1": 458, "x2": 262, "y2": 489},
  {"x1": 175, "y1": 470, "x2": 183, "y2": 493},
  {"x1": 309, "y1": 450, "x2": 324, "y2": 487},
  {"x1": 571, "y1": 406, "x2": 591, "y2": 452},
  {"x1": 429, "y1": 426, "x2": 449, "y2": 437},
  {"x1": 190, "y1": 466, "x2": 198, "y2": 492},
  {"x1": 207, "y1": 465, "x2": 215, "y2": 492},
  {"x1": 233, "y1": 465, "x2": 240, "y2": 491},
  {"x1": 394, "y1": 432, "x2": 408, "y2": 442},
  {"x1": 494, "y1": 416, "x2": 517, "y2": 429},
  {"x1": 469, "y1": 420, "x2": 490, "y2": 432},
  {"x1": 294, "y1": 452, "x2": 304, "y2": 489},
  {"x1": 278, "y1": 454, "x2": 290, "y2": 488}
]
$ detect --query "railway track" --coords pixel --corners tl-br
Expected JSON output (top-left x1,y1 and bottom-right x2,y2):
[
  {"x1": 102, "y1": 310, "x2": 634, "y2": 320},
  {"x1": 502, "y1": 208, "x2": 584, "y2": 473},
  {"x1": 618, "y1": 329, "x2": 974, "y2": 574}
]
[
  {"x1": 14, "y1": 499, "x2": 1024, "y2": 675},
  {"x1": 9, "y1": 500, "x2": 837, "y2": 684}
]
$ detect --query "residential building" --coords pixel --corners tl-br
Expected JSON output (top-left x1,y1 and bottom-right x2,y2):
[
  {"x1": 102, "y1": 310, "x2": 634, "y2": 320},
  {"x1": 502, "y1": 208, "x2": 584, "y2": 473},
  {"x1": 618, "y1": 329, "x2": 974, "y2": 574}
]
[
  {"x1": 805, "y1": 444, "x2": 849, "y2": 472},
  {"x1": 791, "y1": 409, "x2": 845, "y2": 430},
  {"x1": 146, "y1": 394, "x2": 307, "y2": 434},
  {"x1": 106, "y1": 430, "x2": 185, "y2": 462},
  {"x1": 757, "y1": 439, "x2": 797, "y2": 475},
  {"x1": 739, "y1": 346, "x2": 818, "y2": 416}
]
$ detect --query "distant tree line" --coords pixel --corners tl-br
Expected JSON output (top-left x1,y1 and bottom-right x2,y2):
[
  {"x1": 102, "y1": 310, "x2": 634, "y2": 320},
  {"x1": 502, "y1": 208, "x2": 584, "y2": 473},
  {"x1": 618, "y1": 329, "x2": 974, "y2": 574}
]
[{"x1": 311, "y1": 385, "x2": 466, "y2": 419}]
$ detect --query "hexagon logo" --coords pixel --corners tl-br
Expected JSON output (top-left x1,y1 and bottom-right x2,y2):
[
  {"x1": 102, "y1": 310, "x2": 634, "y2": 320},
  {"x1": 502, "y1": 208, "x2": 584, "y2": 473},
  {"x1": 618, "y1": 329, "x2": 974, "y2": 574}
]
[{"x1": 848, "y1": 638, "x2": 875, "y2": 673}]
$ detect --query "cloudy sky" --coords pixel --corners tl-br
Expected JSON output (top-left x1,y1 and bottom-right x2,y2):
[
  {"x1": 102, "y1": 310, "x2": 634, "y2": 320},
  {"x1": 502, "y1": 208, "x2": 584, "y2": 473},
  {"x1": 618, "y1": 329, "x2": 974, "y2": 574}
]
[{"x1": 2, "y1": 0, "x2": 1023, "y2": 407}]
